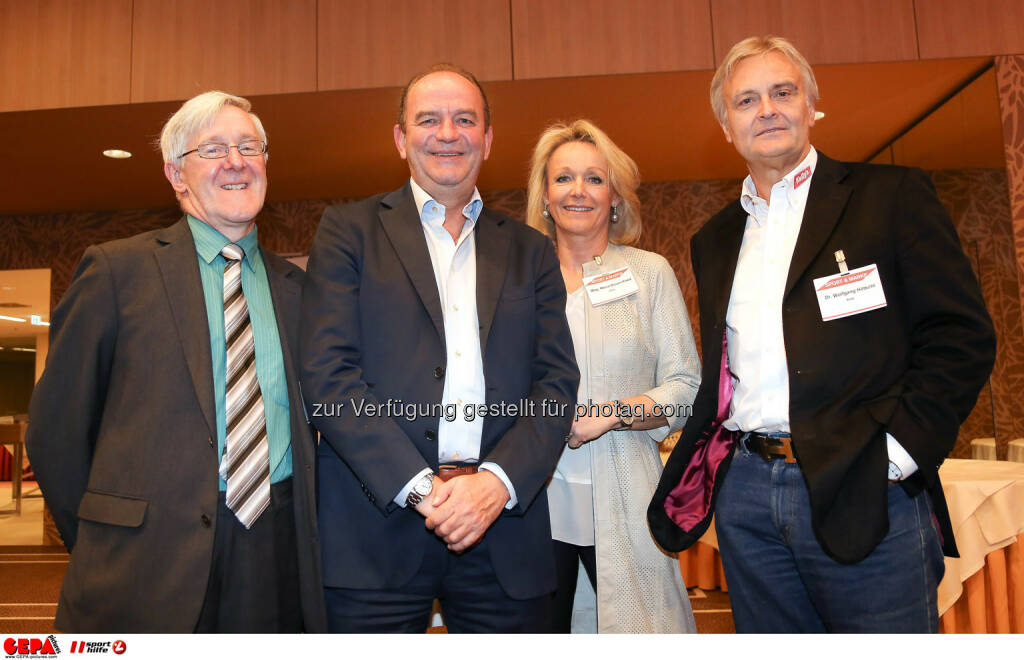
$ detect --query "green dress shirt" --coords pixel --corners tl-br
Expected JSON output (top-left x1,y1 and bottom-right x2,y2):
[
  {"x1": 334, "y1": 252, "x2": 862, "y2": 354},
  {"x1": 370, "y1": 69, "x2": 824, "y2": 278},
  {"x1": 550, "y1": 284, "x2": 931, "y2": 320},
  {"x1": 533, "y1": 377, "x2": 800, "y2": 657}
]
[{"x1": 187, "y1": 216, "x2": 292, "y2": 489}]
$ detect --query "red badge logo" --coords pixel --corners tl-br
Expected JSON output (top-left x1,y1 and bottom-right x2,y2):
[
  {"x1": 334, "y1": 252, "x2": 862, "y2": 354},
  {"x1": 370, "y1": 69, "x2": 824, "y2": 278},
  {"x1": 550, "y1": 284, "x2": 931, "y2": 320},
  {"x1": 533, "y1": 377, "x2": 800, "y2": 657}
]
[
  {"x1": 793, "y1": 166, "x2": 811, "y2": 190},
  {"x1": 816, "y1": 268, "x2": 875, "y2": 291}
]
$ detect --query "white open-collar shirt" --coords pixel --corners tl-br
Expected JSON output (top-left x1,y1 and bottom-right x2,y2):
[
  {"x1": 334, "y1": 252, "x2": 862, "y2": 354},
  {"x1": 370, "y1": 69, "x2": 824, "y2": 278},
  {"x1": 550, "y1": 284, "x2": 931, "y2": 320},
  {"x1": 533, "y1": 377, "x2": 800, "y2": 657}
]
[
  {"x1": 723, "y1": 148, "x2": 916, "y2": 477},
  {"x1": 394, "y1": 178, "x2": 518, "y2": 507}
]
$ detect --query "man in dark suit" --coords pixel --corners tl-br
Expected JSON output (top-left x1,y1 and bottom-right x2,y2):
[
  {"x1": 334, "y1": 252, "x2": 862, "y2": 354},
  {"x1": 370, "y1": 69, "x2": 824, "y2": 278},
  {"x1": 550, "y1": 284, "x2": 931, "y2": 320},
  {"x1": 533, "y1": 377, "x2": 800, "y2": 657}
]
[
  {"x1": 26, "y1": 91, "x2": 324, "y2": 633},
  {"x1": 301, "y1": 64, "x2": 578, "y2": 633},
  {"x1": 649, "y1": 37, "x2": 996, "y2": 632}
]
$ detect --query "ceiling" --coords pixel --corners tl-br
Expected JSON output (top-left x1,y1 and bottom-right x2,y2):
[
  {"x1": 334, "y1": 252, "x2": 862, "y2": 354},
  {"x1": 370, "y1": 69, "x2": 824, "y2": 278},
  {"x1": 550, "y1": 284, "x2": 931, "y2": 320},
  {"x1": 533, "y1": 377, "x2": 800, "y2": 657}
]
[{"x1": 0, "y1": 56, "x2": 1002, "y2": 217}]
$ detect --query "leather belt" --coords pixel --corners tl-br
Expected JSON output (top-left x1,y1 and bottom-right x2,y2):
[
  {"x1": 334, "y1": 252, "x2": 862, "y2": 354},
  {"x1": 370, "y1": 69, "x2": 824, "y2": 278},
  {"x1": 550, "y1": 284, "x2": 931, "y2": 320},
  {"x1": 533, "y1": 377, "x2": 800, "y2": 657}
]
[
  {"x1": 739, "y1": 432, "x2": 797, "y2": 464},
  {"x1": 438, "y1": 464, "x2": 478, "y2": 481}
]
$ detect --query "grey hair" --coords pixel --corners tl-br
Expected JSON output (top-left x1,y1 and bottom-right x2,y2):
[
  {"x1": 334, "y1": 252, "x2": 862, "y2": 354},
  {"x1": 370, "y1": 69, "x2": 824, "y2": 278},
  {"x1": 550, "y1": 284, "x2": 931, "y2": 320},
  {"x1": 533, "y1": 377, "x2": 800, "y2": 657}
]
[
  {"x1": 158, "y1": 90, "x2": 268, "y2": 169},
  {"x1": 710, "y1": 36, "x2": 819, "y2": 125}
]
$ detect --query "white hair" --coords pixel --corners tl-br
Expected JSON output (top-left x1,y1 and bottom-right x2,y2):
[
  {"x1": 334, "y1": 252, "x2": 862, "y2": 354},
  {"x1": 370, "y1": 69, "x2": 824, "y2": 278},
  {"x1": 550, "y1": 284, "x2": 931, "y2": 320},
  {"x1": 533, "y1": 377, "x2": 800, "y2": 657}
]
[{"x1": 158, "y1": 91, "x2": 268, "y2": 168}]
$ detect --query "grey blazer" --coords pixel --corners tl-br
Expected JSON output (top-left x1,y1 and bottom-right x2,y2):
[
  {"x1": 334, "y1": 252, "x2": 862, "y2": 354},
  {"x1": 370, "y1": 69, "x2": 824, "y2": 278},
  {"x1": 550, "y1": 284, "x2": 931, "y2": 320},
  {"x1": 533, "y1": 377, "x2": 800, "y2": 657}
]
[
  {"x1": 27, "y1": 218, "x2": 326, "y2": 632},
  {"x1": 568, "y1": 244, "x2": 700, "y2": 632}
]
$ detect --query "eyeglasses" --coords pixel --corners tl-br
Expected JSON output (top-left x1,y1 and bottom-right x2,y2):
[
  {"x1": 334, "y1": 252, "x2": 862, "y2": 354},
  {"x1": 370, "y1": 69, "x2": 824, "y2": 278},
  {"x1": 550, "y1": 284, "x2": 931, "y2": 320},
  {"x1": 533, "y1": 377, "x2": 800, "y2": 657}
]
[{"x1": 180, "y1": 140, "x2": 267, "y2": 159}]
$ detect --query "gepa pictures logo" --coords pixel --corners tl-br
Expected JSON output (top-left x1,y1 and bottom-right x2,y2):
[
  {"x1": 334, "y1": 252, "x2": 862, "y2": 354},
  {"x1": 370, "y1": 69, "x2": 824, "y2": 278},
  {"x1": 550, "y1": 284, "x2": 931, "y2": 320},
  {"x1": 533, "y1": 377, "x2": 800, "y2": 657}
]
[{"x1": 3, "y1": 635, "x2": 60, "y2": 656}]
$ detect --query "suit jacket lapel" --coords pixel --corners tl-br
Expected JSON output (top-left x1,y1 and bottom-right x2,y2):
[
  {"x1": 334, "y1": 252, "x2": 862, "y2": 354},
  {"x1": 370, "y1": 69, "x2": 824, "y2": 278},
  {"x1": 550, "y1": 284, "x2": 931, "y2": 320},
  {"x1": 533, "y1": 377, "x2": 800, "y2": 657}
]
[
  {"x1": 264, "y1": 252, "x2": 305, "y2": 424},
  {"x1": 705, "y1": 202, "x2": 748, "y2": 328},
  {"x1": 784, "y1": 154, "x2": 852, "y2": 298},
  {"x1": 378, "y1": 185, "x2": 446, "y2": 342},
  {"x1": 474, "y1": 208, "x2": 509, "y2": 355},
  {"x1": 264, "y1": 252, "x2": 301, "y2": 350},
  {"x1": 153, "y1": 217, "x2": 216, "y2": 439}
]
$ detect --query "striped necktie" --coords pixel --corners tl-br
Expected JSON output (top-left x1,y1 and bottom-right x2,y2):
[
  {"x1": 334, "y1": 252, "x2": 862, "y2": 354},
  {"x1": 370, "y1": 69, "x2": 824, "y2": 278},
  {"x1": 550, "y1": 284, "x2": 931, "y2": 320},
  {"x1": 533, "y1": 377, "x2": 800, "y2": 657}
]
[{"x1": 218, "y1": 243, "x2": 270, "y2": 528}]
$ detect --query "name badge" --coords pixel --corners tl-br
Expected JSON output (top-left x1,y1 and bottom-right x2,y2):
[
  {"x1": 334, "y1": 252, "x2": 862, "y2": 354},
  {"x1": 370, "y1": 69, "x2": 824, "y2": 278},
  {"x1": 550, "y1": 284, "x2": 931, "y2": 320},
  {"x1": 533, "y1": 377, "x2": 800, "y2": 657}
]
[
  {"x1": 813, "y1": 263, "x2": 887, "y2": 321},
  {"x1": 583, "y1": 266, "x2": 640, "y2": 306}
]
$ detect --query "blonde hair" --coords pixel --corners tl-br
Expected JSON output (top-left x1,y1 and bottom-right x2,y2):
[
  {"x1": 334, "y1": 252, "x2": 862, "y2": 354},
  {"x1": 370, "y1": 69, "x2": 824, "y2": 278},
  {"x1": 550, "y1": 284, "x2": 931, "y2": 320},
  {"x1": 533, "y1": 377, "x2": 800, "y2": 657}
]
[
  {"x1": 526, "y1": 119, "x2": 641, "y2": 246},
  {"x1": 159, "y1": 90, "x2": 267, "y2": 169},
  {"x1": 710, "y1": 36, "x2": 819, "y2": 125}
]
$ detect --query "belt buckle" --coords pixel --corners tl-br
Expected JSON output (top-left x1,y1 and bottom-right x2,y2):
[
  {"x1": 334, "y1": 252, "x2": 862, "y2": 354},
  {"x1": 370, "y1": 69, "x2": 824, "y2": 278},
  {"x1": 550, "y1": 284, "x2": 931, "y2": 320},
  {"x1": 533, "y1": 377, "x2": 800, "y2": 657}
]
[
  {"x1": 755, "y1": 435, "x2": 772, "y2": 462},
  {"x1": 765, "y1": 435, "x2": 797, "y2": 464},
  {"x1": 780, "y1": 439, "x2": 797, "y2": 464}
]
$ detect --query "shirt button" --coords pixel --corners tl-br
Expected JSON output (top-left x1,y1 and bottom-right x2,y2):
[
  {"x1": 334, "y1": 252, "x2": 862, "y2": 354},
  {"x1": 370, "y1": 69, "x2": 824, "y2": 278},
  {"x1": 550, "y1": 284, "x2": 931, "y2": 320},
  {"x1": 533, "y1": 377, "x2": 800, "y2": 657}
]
[
  {"x1": 452, "y1": 304, "x2": 459, "y2": 312},
  {"x1": 455, "y1": 350, "x2": 462, "y2": 357},
  {"x1": 201, "y1": 514, "x2": 211, "y2": 528}
]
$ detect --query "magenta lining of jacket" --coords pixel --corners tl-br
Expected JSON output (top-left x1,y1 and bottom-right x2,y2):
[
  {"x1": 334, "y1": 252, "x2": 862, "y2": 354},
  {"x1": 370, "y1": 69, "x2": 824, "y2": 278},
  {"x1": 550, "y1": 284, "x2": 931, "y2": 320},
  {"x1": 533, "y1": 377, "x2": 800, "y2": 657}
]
[{"x1": 664, "y1": 331, "x2": 735, "y2": 531}]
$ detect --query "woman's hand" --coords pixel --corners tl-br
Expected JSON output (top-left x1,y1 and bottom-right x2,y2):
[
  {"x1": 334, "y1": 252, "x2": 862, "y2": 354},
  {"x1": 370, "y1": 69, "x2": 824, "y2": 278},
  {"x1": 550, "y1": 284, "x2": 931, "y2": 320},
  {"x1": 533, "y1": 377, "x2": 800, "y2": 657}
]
[
  {"x1": 566, "y1": 406, "x2": 618, "y2": 449},
  {"x1": 564, "y1": 395, "x2": 667, "y2": 449}
]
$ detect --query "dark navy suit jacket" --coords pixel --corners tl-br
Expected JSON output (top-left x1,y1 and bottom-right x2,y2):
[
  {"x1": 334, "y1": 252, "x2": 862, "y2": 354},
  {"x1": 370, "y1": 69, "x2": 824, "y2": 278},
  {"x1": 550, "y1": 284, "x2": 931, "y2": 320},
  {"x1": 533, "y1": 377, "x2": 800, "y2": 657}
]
[{"x1": 301, "y1": 184, "x2": 578, "y2": 598}]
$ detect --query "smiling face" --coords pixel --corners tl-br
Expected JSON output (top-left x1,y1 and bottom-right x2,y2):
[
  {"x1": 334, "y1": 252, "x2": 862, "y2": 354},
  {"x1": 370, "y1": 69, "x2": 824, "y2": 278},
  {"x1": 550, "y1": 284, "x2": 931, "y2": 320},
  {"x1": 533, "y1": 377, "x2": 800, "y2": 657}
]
[
  {"x1": 393, "y1": 71, "x2": 493, "y2": 205},
  {"x1": 544, "y1": 140, "x2": 619, "y2": 243},
  {"x1": 720, "y1": 50, "x2": 815, "y2": 175},
  {"x1": 163, "y1": 104, "x2": 267, "y2": 241}
]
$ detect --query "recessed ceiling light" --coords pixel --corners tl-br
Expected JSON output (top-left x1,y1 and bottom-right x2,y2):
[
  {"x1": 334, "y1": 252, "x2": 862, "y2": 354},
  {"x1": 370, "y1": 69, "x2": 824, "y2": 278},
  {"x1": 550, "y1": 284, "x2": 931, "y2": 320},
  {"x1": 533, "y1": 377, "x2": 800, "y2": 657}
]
[
  {"x1": 814, "y1": 111, "x2": 826, "y2": 121},
  {"x1": 103, "y1": 149, "x2": 132, "y2": 159}
]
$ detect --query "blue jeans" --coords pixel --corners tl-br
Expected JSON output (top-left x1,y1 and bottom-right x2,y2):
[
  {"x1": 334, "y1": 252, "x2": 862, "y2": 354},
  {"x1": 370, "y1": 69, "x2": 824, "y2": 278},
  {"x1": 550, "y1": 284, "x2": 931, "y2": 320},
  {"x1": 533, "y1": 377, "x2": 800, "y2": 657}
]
[{"x1": 716, "y1": 448, "x2": 945, "y2": 633}]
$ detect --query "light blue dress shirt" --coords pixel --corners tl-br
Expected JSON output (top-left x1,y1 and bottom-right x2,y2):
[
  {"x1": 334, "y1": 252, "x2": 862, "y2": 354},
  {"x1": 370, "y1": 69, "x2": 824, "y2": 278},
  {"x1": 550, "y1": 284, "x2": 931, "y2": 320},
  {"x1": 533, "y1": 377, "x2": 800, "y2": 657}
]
[{"x1": 393, "y1": 180, "x2": 518, "y2": 509}]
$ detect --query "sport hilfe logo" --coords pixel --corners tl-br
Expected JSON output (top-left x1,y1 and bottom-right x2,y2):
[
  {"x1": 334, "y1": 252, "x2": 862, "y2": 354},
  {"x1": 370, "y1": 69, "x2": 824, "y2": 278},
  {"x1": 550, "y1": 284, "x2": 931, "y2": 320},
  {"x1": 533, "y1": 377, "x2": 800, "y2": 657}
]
[{"x1": 3, "y1": 636, "x2": 59, "y2": 656}]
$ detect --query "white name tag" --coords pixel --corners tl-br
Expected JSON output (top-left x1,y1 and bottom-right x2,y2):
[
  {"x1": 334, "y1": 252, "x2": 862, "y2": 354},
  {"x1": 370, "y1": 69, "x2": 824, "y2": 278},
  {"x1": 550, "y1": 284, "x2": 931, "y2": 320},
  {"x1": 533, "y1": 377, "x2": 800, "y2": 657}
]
[
  {"x1": 813, "y1": 263, "x2": 887, "y2": 321},
  {"x1": 583, "y1": 266, "x2": 640, "y2": 306}
]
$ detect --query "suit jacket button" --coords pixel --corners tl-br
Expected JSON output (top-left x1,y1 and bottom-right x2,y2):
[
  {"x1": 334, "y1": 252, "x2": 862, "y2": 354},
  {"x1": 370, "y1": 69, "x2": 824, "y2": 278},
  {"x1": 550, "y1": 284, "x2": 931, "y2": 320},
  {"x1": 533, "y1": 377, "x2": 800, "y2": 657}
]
[
  {"x1": 208, "y1": 436, "x2": 214, "y2": 447},
  {"x1": 433, "y1": 366, "x2": 445, "y2": 379},
  {"x1": 425, "y1": 430, "x2": 436, "y2": 441},
  {"x1": 201, "y1": 514, "x2": 211, "y2": 527}
]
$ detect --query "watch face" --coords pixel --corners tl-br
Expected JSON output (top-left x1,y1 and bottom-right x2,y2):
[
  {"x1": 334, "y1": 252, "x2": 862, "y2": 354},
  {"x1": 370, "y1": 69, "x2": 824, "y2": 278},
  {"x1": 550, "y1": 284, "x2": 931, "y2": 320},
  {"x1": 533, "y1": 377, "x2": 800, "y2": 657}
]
[{"x1": 415, "y1": 475, "x2": 433, "y2": 495}]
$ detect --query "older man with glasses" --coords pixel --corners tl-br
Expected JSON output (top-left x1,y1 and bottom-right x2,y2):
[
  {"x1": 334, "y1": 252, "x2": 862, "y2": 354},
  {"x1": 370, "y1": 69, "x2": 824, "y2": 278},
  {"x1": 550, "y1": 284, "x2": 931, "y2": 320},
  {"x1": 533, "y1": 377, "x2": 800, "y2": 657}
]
[{"x1": 27, "y1": 91, "x2": 325, "y2": 633}]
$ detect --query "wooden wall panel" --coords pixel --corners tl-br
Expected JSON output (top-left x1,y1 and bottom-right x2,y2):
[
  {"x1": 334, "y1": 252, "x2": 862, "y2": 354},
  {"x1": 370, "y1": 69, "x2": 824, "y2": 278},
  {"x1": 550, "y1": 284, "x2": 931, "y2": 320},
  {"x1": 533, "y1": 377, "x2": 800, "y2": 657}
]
[
  {"x1": 130, "y1": 0, "x2": 317, "y2": 103},
  {"x1": 916, "y1": 0, "x2": 1024, "y2": 59},
  {"x1": 318, "y1": 0, "x2": 512, "y2": 89},
  {"x1": 711, "y1": 0, "x2": 918, "y2": 65},
  {"x1": 511, "y1": 0, "x2": 713, "y2": 80},
  {"x1": 0, "y1": 0, "x2": 132, "y2": 112}
]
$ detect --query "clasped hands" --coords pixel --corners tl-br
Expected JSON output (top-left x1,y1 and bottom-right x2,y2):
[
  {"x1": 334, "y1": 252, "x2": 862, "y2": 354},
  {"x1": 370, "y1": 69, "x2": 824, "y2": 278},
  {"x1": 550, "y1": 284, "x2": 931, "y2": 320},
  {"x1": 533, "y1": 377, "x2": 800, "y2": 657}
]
[{"x1": 414, "y1": 471, "x2": 509, "y2": 553}]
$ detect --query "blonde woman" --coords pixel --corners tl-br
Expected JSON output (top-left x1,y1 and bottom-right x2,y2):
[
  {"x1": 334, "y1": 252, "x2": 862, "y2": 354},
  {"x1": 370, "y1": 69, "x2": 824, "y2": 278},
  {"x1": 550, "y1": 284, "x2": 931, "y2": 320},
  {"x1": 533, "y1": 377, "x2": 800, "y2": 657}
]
[{"x1": 527, "y1": 120, "x2": 699, "y2": 633}]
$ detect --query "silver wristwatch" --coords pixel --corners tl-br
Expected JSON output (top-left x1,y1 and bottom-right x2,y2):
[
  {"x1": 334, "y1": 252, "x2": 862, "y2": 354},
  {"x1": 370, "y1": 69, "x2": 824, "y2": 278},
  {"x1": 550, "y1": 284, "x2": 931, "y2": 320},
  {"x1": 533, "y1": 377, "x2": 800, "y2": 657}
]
[
  {"x1": 405, "y1": 472, "x2": 434, "y2": 507},
  {"x1": 614, "y1": 400, "x2": 634, "y2": 430}
]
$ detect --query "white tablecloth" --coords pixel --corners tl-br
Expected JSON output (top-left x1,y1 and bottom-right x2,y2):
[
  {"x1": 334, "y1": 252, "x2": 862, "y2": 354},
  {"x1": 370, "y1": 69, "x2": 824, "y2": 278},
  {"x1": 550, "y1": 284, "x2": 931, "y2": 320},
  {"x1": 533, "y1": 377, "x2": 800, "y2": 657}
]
[{"x1": 937, "y1": 458, "x2": 1024, "y2": 614}]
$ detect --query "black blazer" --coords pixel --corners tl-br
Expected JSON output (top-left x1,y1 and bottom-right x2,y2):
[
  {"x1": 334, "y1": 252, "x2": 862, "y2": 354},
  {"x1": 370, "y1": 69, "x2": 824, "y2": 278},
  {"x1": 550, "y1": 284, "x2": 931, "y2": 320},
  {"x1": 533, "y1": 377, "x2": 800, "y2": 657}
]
[
  {"x1": 649, "y1": 154, "x2": 996, "y2": 563},
  {"x1": 300, "y1": 184, "x2": 578, "y2": 599},
  {"x1": 26, "y1": 218, "x2": 326, "y2": 632}
]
